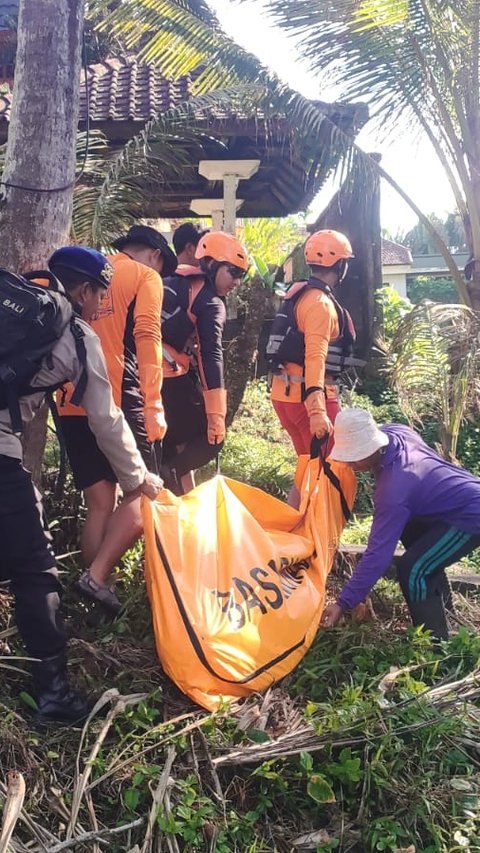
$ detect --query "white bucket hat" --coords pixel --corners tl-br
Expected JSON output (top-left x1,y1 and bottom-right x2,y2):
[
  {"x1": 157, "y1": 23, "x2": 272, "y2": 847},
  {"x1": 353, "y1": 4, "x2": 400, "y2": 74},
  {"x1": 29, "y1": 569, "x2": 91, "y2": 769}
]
[{"x1": 330, "y1": 408, "x2": 389, "y2": 462}]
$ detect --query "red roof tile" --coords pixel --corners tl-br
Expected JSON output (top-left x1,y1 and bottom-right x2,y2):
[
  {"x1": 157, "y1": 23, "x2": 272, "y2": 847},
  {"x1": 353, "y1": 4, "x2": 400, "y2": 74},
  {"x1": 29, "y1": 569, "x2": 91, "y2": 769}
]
[
  {"x1": 79, "y1": 58, "x2": 193, "y2": 122},
  {"x1": 0, "y1": 56, "x2": 366, "y2": 130},
  {"x1": 382, "y1": 238, "x2": 412, "y2": 265}
]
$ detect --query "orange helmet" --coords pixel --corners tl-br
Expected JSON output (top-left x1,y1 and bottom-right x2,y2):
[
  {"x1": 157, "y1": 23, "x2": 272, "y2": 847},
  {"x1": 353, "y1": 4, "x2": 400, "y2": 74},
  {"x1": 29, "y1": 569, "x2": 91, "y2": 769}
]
[
  {"x1": 304, "y1": 229, "x2": 354, "y2": 267},
  {"x1": 195, "y1": 231, "x2": 249, "y2": 272}
]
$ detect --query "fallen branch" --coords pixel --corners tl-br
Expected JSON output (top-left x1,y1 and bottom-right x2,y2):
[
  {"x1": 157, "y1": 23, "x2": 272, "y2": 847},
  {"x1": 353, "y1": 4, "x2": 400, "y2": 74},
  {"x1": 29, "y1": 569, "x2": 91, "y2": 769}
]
[
  {"x1": 0, "y1": 771, "x2": 25, "y2": 853},
  {"x1": 140, "y1": 746, "x2": 176, "y2": 853},
  {"x1": 213, "y1": 669, "x2": 480, "y2": 767},
  {"x1": 68, "y1": 690, "x2": 148, "y2": 838},
  {"x1": 45, "y1": 817, "x2": 145, "y2": 852}
]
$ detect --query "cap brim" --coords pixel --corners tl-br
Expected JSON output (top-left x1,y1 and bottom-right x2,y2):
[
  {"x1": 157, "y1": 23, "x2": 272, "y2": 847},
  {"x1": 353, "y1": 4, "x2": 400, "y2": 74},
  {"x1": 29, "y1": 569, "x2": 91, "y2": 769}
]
[
  {"x1": 112, "y1": 236, "x2": 177, "y2": 276},
  {"x1": 330, "y1": 430, "x2": 389, "y2": 462}
]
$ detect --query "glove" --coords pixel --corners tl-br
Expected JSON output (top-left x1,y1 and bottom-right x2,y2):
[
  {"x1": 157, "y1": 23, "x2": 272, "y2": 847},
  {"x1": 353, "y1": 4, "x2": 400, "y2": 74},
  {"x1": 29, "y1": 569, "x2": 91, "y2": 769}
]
[
  {"x1": 144, "y1": 407, "x2": 167, "y2": 442},
  {"x1": 304, "y1": 390, "x2": 333, "y2": 438},
  {"x1": 204, "y1": 387, "x2": 227, "y2": 445},
  {"x1": 139, "y1": 363, "x2": 167, "y2": 442}
]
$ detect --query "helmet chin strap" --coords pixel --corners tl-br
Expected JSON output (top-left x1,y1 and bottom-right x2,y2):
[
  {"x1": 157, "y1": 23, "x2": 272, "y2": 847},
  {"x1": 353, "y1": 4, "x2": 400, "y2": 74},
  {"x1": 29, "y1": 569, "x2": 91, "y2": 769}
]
[
  {"x1": 201, "y1": 259, "x2": 222, "y2": 289},
  {"x1": 337, "y1": 258, "x2": 348, "y2": 282}
]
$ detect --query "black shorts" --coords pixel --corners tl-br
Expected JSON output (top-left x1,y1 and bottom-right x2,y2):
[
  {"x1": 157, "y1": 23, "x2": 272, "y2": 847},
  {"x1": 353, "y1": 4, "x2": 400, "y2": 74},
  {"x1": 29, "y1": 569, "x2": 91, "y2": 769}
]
[
  {"x1": 162, "y1": 372, "x2": 207, "y2": 455},
  {"x1": 60, "y1": 415, "x2": 157, "y2": 491}
]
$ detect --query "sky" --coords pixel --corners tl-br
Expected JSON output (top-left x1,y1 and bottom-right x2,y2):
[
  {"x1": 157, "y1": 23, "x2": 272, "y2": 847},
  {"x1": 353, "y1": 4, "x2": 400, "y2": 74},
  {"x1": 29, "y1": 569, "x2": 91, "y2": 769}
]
[{"x1": 208, "y1": 0, "x2": 456, "y2": 235}]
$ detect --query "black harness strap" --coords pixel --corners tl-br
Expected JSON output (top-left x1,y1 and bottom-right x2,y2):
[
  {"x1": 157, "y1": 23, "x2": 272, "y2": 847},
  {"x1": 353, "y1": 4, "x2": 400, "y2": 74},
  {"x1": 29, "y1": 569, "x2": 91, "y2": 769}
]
[{"x1": 310, "y1": 434, "x2": 351, "y2": 522}]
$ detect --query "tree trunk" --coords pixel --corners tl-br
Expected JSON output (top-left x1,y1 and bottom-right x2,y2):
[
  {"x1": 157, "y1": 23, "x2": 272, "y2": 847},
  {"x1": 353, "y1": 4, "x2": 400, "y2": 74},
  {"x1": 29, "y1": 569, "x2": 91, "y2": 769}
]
[
  {"x1": 225, "y1": 276, "x2": 269, "y2": 426},
  {"x1": 465, "y1": 169, "x2": 480, "y2": 311},
  {"x1": 310, "y1": 154, "x2": 382, "y2": 357},
  {"x1": 0, "y1": 0, "x2": 85, "y2": 483}
]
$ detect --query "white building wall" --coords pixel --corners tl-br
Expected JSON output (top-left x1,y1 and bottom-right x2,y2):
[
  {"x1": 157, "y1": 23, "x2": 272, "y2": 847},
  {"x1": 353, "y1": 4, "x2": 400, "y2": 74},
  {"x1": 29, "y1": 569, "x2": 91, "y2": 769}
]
[{"x1": 381, "y1": 264, "x2": 410, "y2": 298}]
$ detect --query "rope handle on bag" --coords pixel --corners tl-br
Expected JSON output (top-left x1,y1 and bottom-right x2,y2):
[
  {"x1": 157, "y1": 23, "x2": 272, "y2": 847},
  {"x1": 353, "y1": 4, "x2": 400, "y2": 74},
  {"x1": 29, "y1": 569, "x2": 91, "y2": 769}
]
[
  {"x1": 152, "y1": 440, "x2": 162, "y2": 478},
  {"x1": 309, "y1": 433, "x2": 351, "y2": 522}
]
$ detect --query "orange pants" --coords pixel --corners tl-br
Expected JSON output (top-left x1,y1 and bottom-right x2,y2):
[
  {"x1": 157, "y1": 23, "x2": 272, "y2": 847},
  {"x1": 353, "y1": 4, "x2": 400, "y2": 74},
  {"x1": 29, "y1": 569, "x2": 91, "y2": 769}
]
[{"x1": 272, "y1": 395, "x2": 341, "y2": 456}]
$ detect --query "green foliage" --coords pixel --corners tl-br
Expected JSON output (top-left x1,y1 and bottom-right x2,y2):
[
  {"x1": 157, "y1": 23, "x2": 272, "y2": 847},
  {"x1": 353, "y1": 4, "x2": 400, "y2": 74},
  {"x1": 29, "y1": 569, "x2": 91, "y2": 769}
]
[
  {"x1": 408, "y1": 275, "x2": 458, "y2": 304},
  {"x1": 399, "y1": 212, "x2": 467, "y2": 256},
  {"x1": 388, "y1": 301, "x2": 480, "y2": 458},
  {"x1": 239, "y1": 216, "x2": 305, "y2": 268},
  {"x1": 211, "y1": 379, "x2": 296, "y2": 498},
  {"x1": 342, "y1": 513, "x2": 373, "y2": 544},
  {"x1": 376, "y1": 285, "x2": 413, "y2": 342}
]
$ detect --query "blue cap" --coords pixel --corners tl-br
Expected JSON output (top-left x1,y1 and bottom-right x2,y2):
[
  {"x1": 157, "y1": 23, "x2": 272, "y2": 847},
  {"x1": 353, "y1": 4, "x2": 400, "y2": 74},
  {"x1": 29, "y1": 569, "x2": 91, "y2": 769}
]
[{"x1": 48, "y1": 246, "x2": 114, "y2": 288}]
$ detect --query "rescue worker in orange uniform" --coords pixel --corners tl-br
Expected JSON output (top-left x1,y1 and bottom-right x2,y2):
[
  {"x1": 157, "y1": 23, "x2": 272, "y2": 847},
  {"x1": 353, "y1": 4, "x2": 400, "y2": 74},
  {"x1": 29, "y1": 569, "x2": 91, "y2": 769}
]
[
  {"x1": 267, "y1": 230, "x2": 358, "y2": 506},
  {"x1": 160, "y1": 231, "x2": 249, "y2": 494},
  {"x1": 56, "y1": 225, "x2": 177, "y2": 613}
]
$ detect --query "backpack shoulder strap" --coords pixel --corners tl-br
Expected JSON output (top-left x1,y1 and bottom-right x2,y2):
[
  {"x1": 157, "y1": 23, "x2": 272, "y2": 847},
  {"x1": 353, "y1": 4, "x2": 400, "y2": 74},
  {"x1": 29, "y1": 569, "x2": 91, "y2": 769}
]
[
  {"x1": 69, "y1": 317, "x2": 88, "y2": 406},
  {"x1": 306, "y1": 277, "x2": 351, "y2": 338},
  {"x1": 187, "y1": 277, "x2": 207, "y2": 324}
]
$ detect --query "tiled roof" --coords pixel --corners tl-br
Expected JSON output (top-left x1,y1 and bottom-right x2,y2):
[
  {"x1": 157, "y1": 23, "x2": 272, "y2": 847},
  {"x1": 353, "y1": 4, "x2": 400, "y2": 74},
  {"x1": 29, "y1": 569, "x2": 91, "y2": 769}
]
[
  {"x1": 79, "y1": 58, "x2": 193, "y2": 123},
  {"x1": 0, "y1": 57, "x2": 193, "y2": 124},
  {"x1": 0, "y1": 55, "x2": 368, "y2": 218},
  {"x1": 382, "y1": 238, "x2": 412, "y2": 266},
  {"x1": 0, "y1": 56, "x2": 366, "y2": 129}
]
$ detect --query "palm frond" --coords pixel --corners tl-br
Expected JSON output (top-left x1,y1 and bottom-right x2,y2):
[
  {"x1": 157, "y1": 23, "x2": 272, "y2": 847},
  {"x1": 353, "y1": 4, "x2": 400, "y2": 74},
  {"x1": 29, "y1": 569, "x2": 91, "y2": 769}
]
[
  {"x1": 388, "y1": 301, "x2": 480, "y2": 457},
  {"x1": 87, "y1": 0, "x2": 268, "y2": 92},
  {"x1": 260, "y1": 0, "x2": 470, "y2": 130},
  {"x1": 254, "y1": 0, "x2": 480, "y2": 258}
]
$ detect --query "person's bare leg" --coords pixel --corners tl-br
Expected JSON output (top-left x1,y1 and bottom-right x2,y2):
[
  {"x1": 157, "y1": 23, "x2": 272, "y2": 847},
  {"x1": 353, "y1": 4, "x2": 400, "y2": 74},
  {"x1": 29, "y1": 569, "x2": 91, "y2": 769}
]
[
  {"x1": 81, "y1": 480, "x2": 117, "y2": 566},
  {"x1": 180, "y1": 471, "x2": 195, "y2": 493},
  {"x1": 87, "y1": 492, "x2": 143, "y2": 587}
]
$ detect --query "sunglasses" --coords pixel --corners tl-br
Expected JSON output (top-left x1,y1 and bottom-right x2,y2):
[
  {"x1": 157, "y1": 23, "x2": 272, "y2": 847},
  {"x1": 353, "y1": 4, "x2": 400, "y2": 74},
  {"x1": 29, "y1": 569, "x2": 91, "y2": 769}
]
[{"x1": 225, "y1": 264, "x2": 247, "y2": 280}]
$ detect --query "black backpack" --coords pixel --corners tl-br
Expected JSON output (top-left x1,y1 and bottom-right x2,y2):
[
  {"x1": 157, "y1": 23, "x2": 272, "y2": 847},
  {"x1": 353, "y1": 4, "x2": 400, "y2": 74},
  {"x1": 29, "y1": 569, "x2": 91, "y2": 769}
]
[{"x1": 0, "y1": 269, "x2": 87, "y2": 433}]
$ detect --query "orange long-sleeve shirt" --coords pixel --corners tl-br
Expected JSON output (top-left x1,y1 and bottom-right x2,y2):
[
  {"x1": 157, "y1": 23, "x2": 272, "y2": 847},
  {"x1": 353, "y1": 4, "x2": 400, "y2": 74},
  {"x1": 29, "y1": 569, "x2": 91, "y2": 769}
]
[
  {"x1": 58, "y1": 252, "x2": 163, "y2": 417},
  {"x1": 270, "y1": 288, "x2": 339, "y2": 404}
]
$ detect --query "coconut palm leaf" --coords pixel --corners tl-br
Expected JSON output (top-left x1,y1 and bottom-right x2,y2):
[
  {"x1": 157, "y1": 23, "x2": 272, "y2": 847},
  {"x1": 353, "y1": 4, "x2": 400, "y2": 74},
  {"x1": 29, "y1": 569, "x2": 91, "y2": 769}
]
[
  {"x1": 388, "y1": 301, "x2": 480, "y2": 458},
  {"x1": 86, "y1": 0, "x2": 472, "y2": 301},
  {"x1": 87, "y1": 0, "x2": 269, "y2": 93},
  {"x1": 254, "y1": 0, "x2": 480, "y2": 304}
]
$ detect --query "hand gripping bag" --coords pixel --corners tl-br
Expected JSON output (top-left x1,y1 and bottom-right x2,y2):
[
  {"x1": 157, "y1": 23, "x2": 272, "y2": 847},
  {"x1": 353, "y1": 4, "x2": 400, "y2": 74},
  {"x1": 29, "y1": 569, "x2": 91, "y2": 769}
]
[{"x1": 142, "y1": 446, "x2": 356, "y2": 710}]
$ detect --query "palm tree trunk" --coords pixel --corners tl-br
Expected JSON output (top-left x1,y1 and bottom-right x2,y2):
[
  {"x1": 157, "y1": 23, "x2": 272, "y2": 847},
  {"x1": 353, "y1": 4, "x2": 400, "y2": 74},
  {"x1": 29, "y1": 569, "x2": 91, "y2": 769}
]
[
  {"x1": 225, "y1": 276, "x2": 269, "y2": 426},
  {"x1": 0, "y1": 0, "x2": 85, "y2": 483}
]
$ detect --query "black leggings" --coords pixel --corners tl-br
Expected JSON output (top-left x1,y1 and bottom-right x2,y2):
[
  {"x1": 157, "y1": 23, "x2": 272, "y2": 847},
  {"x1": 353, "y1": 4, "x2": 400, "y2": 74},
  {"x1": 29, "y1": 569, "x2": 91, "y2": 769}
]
[
  {"x1": 162, "y1": 373, "x2": 222, "y2": 479},
  {"x1": 397, "y1": 518, "x2": 480, "y2": 603},
  {"x1": 0, "y1": 456, "x2": 65, "y2": 659}
]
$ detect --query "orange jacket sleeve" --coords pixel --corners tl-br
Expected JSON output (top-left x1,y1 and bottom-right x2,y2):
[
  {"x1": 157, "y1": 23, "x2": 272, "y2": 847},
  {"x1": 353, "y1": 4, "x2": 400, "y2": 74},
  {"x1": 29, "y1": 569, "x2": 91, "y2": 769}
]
[
  {"x1": 133, "y1": 267, "x2": 164, "y2": 410},
  {"x1": 296, "y1": 290, "x2": 339, "y2": 396}
]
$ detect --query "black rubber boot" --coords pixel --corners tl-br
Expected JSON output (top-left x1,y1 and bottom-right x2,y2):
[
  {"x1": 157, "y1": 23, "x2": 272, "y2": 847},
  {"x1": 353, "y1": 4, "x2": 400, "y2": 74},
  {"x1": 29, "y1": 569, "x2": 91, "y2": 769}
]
[
  {"x1": 31, "y1": 652, "x2": 93, "y2": 726},
  {"x1": 406, "y1": 592, "x2": 449, "y2": 641}
]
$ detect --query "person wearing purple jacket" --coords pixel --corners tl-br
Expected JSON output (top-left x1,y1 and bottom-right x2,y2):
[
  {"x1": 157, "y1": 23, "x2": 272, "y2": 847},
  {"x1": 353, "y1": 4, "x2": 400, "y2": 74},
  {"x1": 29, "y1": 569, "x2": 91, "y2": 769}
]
[{"x1": 322, "y1": 408, "x2": 480, "y2": 639}]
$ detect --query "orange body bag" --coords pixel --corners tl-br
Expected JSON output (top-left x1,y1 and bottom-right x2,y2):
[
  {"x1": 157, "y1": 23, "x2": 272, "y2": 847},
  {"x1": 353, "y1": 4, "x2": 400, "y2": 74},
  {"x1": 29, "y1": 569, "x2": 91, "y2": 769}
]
[{"x1": 142, "y1": 453, "x2": 356, "y2": 710}]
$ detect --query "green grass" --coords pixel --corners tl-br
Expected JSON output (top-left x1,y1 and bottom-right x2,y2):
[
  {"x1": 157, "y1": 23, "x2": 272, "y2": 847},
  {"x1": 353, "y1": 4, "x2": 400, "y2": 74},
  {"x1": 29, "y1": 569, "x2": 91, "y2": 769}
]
[
  {"x1": 198, "y1": 379, "x2": 297, "y2": 499},
  {"x1": 4, "y1": 380, "x2": 480, "y2": 851}
]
